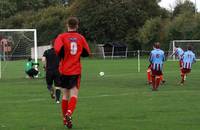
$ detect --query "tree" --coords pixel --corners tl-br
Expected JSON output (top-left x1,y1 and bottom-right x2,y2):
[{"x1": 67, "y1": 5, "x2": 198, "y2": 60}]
[
  {"x1": 167, "y1": 13, "x2": 198, "y2": 41},
  {"x1": 0, "y1": 6, "x2": 69, "y2": 45},
  {"x1": 137, "y1": 17, "x2": 169, "y2": 50},
  {"x1": 0, "y1": 0, "x2": 60, "y2": 19},
  {"x1": 0, "y1": 1, "x2": 17, "y2": 19},
  {"x1": 173, "y1": 0, "x2": 196, "y2": 17},
  {"x1": 70, "y1": 0, "x2": 166, "y2": 49}
]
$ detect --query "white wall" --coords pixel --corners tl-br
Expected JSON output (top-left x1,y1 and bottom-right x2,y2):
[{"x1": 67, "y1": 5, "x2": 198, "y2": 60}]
[{"x1": 31, "y1": 45, "x2": 51, "y2": 59}]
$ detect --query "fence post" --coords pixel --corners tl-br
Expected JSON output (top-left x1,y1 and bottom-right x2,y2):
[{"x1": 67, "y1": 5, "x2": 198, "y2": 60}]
[{"x1": 137, "y1": 50, "x2": 140, "y2": 72}]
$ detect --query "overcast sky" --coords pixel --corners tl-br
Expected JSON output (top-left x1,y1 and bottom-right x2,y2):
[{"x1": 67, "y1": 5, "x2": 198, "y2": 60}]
[{"x1": 159, "y1": 0, "x2": 200, "y2": 11}]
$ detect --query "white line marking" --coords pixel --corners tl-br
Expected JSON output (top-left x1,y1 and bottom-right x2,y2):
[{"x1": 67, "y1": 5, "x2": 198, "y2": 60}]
[
  {"x1": 79, "y1": 93, "x2": 130, "y2": 99},
  {"x1": 2, "y1": 90, "x2": 200, "y2": 104}
]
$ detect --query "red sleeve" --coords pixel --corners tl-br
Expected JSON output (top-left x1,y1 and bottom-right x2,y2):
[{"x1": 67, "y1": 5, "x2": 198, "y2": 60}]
[
  {"x1": 54, "y1": 34, "x2": 64, "y2": 55},
  {"x1": 81, "y1": 36, "x2": 91, "y2": 55}
]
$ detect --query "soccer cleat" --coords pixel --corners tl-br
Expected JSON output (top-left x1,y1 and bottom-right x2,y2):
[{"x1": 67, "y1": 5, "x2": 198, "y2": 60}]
[
  {"x1": 65, "y1": 114, "x2": 72, "y2": 129},
  {"x1": 179, "y1": 81, "x2": 184, "y2": 86},
  {"x1": 162, "y1": 80, "x2": 166, "y2": 84},
  {"x1": 160, "y1": 80, "x2": 166, "y2": 85},
  {"x1": 56, "y1": 100, "x2": 60, "y2": 104},
  {"x1": 50, "y1": 89, "x2": 55, "y2": 99},
  {"x1": 179, "y1": 82, "x2": 184, "y2": 86},
  {"x1": 50, "y1": 93, "x2": 55, "y2": 99}
]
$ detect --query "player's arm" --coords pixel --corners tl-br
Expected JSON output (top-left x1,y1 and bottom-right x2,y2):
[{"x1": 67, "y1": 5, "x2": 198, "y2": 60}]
[
  {"x1": 163, "y1": 52, "x2": 166, "y2": 62},
  {"x1": 170, "y1": 52, "x2": 175, "y2": 57},
  {"x1": 42, "y1": 55, "x2": 46, "y2": 70},
  {"x1": 193, "y1": 54, "x2": 196, "y2": 63},
  {"x1": 54, "y1": 35, "x2": 65, "y2": 59},
  {"x1": 170, "y1": 49, "x2": 177, "y2": 57},
  {"x1": 81, "y1": 36, "x2": 91, "y2": 57},
  {"x1": 149, "y1": 52, "x2": 153, "y2": 64}
]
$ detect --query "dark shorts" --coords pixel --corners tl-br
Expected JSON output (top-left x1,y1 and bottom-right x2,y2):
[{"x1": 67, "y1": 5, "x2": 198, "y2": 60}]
[
  {"x1": 151, "y1": 69, "x2": 163, "y2": 76},
  {"x1": 60, "y1": 75, "x2": 81, "y2": 89},
  {"x1": 181, "y1": 68, "x2": 191, "y2": 74},
  {"x1": 26, "y1": 68, "x2": 38, "y2": 77},
  {"x1": 46, "y1": 70, "x2": 61, "y2": 87}
]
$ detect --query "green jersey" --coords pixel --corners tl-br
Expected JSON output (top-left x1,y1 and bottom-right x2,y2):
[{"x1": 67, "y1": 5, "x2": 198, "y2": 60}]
[
  {"x1": 25, "y1": 61, "x2": 33, "y2": 72},
  {"x1": 25, "y1": 61, "x2": 39, "y2": 72}
]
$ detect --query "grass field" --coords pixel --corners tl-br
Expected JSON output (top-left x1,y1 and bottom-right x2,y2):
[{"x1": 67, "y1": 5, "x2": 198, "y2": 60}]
[{"x1": 0, "y1": 59, "x2": 200, "y2": 130}]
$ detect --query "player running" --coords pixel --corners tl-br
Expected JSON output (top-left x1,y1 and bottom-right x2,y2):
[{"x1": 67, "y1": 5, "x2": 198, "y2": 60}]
[
  {"x1": 171, "y1": 45, "x2": 184, "y2": 70},
  {"x1": 149, "y1": 42, "x2": 165, "y2": 91},
  {"x1": 180, "y1": 45, "x2": 196, "y2": 85},
  {"x1": 42, "y1": 40, "x2": 61, "y2": 103},
  {"x1": 25, "y1": 58, "x2": 39, "y2": 79},
  {"x1": 54, "y1": 17, "x2": 91, "y2": 128},
  {"x1": 146, "y1": 64, "x2": 165, "y2": 85}
]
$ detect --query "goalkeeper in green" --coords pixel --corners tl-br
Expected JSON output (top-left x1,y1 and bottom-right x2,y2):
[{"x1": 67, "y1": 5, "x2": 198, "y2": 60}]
[{"x1": 25, "y1": 57, "x2": 39, "y2": 78}]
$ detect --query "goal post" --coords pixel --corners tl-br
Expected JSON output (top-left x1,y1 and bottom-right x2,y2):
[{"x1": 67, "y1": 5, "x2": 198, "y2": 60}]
[
  {"x1": 168, "y1": 40, "x2": 200, "y2": 61},
  {"x1": 0, "y1": 29, "x2": 38, "y2": 79}
]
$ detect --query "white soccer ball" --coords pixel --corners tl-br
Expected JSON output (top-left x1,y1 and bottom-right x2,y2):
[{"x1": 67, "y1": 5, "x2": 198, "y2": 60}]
[{"x1": 99, "y1": 72, "x2": 105, "y2": 76}]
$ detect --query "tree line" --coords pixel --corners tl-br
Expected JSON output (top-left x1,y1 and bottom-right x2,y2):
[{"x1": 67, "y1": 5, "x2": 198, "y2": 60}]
[{"x1": 0, "y1": 0, "x2": 199, "y2": 50}]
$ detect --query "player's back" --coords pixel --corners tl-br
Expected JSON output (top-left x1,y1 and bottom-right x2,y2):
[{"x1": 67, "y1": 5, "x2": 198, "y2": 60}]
[
  {"x1": 55, "y1": 32, "x2": 90, "y2": 75},
  {"x1": 44, "y1": 48, "x2": 59, "y2": 71},
  {"x1": 25, "y1": 61, "x2": 32, "y2": 72},
  {"x1": 150, "y1": 49, "x2": 165, "y2": 71},
  {"x1": 182, "y1": 50, "x2": 196, "y2": 69}
]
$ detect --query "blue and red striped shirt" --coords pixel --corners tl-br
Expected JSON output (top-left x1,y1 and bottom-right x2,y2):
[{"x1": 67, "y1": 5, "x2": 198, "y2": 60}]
[
  {"x1": 149, "y1": 49, "x2": 165, "y2": 71},
  {"x1": 182, "y1": 50, "x2": 196, "y2": 69}
]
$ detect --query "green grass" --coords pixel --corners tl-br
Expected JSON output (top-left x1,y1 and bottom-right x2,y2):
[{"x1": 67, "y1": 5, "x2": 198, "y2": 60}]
[{"x1": 0, "y1": 59, "x2": 200, "y2": 130}]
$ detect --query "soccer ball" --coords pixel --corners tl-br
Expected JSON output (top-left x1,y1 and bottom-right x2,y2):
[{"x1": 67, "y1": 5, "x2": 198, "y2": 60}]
[{"x1": 99, "y1": 72, "x2": 105, "y2": 76}]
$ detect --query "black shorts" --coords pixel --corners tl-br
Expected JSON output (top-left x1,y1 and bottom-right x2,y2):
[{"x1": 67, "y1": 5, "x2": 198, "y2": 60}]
[
  {"x1": 26, "y1": 68, "x2": 38, "y2": 77},
  {"x1": 60, "y1": 75, "x2": 81, "y2": 89},
  {"x1": 46, "y1": 70, "x2": 61, "y2": 87}
]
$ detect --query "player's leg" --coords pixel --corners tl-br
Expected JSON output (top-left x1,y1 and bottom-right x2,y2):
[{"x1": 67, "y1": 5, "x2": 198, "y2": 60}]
[
  {"x1": 65, "y1": 75, "x2": 81, "y2": 128},
  {"x1": 155, "y1": 75, "x2": 161, "y2": 89},
  {"x1": 181, "y1": 69, "x2": 191, "y2": 85},
  {"x1": 151, "y1": 75, "x2": 156, "y2": 91},
  {"x1": 64, "y1": 87, "x2": 78, "y2": 129},
  {"x1": 67, "y1": 87, "x2": 79, "y2": 116},
  {"x1": 55, "y1": 87, "x2": 61, "y2": 103},
  {"x1": 147, "y1": 68, "x2": 152, "y2": 84},
  {"x1": 160, "y1": 75, "x2": 165, "y2": 85},
  {"x1": 46, "y1": 71, "x2": 55, "y2": 99},
  {"x1": 60, "y1": 75, "x2": 71, "y2": 127},
  {"x1": 32, "y1": 68, "x2": 39, "y2": 77},
  {"x1": 180, "y1": 68, "x2": 186, "y2": 85},
  {"x1": 180, "y1": 74, "x2": 185, "y2": 85},
  {"x1": 151, "y1": 69, "x2": 157, "y2": 91},
  {"x1": 179, "y1": 60, "x2": 183, "y2": 71},
  {"x1": 54, "y1": 71, "x2": 62, "y2": 103},
  {"x1": 26, "y1": 69, "x2": 34, "y2": 78},
  {"x1": 62, "y1": 88, "x2": 70, "y2": 126},
  {"x1": 25, "y1": 71, "x2": 31, "y2": 78},
  {"x1": 179, "y1": 60, "x2": 185, "y2": 83}
]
